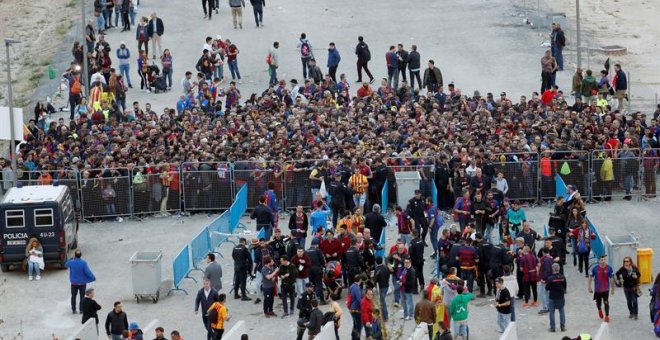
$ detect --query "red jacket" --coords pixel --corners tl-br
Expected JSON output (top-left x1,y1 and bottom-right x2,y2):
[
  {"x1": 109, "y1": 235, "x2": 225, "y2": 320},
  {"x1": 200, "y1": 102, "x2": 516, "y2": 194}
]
[
  {"x1": 360, "y1": 297, "x2": 374, "y2": 324},
  {"x1": 320, "y1": 238, "x2": 341, "y2": 258},
  {"x1": 292, "y1": 253, "x2": 311, "y2": 279},
  {"x1": 357, "y1": 86, "x2": 372, "y2": 98}
]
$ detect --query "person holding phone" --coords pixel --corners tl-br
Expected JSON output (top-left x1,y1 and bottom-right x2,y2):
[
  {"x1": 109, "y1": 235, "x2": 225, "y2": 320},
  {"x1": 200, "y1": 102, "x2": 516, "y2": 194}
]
[{"x1": 25, "y1": 238, "x2": 44, "y2": 281}]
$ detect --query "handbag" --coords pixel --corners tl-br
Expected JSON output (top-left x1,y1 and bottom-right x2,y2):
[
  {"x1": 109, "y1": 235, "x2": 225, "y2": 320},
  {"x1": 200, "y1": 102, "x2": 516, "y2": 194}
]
[{"x1": 635, "y1": 286, "x2": 642, "y2": 297}]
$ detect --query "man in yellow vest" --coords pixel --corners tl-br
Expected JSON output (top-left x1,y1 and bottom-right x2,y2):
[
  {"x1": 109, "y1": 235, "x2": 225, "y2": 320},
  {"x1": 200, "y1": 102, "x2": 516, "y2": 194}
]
[{"x1": 208, "y1": 293, "x2": 231, "y2": 340}]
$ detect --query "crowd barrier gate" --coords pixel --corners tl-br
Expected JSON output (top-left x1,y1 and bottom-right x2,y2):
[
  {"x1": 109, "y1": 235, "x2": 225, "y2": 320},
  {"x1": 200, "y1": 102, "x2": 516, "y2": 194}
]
[{"x1": 169, "y1": 245, "x2": 194, "y2": 295}]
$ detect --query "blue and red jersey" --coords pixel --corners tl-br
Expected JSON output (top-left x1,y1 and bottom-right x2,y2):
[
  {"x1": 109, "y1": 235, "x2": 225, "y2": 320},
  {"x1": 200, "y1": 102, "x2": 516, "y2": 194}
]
[
  {"x1": 592, "y1": 264, "x2": 614, "y2": 293},
  {"x1": 457, "y1": 246, "x2": 478, "y2": 268},
  {"x1": 520, "y1": 253, "x2": 540, "y2": 282}
]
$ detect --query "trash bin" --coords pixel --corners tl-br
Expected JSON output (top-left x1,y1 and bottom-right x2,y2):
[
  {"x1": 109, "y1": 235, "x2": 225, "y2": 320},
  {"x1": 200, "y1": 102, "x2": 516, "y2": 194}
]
[
  {"x1": 129, "y1": 251, "x2": 163, "y2": 303},
  {"x1": 637, "y1": 248, "x2": 654, "y2": 284},
  {"x1": 604, "y1": 234, "x2": 639, "y2": 269},
  {"x1": 394, "y1": 171, "x2": 421, "y2": 207}
]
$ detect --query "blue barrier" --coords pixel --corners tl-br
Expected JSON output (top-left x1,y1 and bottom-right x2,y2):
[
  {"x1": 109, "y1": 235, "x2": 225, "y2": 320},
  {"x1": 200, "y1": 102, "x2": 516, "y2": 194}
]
[
  {"x1": 191, "y1": 226, "x2": 211, "y2": 270},
  {"x1": 230, "y1": 184, "x2": 248, "y2": 231},
  {"x1": 209, "y1": 210, "x2": 234, "y2": 250},
  {"x1": 169, "y1": 245, "x2": 194, "y2": 295},
  {"x1": 375, "y1": 229, "x2": 386, "y2": 259},
  {"x1": 381, "y1": 179, "x2": 389, "y2": 217},
  {"x1": 431, "y1": 180, "x2": 438, "y2": 208},
  {"x1": 556, "y1": 175, "x2": 567, "y2": 199}
]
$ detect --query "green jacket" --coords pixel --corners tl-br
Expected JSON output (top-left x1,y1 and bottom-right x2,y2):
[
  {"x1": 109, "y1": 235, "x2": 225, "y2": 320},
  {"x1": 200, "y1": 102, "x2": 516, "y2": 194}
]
[
  {"x1": 582, "y1": 76, "x2": 597, "y2": 96},
  {"x1": 450, "y1": 292, "x2": 474, "y2": 322}
]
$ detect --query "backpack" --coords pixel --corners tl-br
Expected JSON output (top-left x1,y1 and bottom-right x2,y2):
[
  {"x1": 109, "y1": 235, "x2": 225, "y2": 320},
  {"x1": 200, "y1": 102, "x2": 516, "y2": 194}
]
[
  {"x1": 266, "y1": 53, "x2": 272, "y2": 65},
  {"x1": 71, "y1": 78, "x2": 82, "y2": 95},
  {"x1": 208, "y1": 306, "x2": 219, "y2": 325},
  {"x1": 364, "y1": 46, "x2": 371, "y2": 61},
  {"x1": 300, "y1": 40, "x2": 311, "y2": 58},
  {"x1": 577, "y1": 231, "x2": 588, "y2": 253}
]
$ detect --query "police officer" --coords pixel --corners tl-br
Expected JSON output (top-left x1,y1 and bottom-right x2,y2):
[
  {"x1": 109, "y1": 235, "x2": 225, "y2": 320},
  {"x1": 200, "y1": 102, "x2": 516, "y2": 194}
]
[
  {"x1": 547, "y1": 228, "x2": 566, "y2": 271},
  {"x1": 268, "y1": 228, "x2": 287, "y2": 263},
  {"x1": 475, "y1": 233, "x2": 494, "y2": 297},
  {"x1": 232, "y1": 237, "x2": 253, "y2": 301},
  {"x1": 296, "y1": 282, "x2": 316, "y2": 340},
  {"x1": 408, "y1": 229, "x2": 425, "y2": 293},
  {"x1": 328, "y1": 173, "x2": 354, "y2": 227},
  {"x1": 343, "y1": 238, "x2": 365, "y2": 285},
  {"x1": 406, "y1": 189, "x2": 429, "y2": 245},
  {"x1": 251, "y1": 196, "x2": 275, "y2": 239},
  {"x1": 305, "y1": 238, "x2": 326, "y2": 303}
]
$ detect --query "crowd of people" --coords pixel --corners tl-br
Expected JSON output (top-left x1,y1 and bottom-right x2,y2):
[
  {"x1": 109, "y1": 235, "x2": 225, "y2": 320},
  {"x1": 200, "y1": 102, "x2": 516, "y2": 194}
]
[{"x1": 8, "y1": 2, "x2": 660, "y2": 340}]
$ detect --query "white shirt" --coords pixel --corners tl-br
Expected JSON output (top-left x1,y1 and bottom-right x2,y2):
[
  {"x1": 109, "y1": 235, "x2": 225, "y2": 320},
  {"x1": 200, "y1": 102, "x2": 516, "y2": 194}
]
[{"x1": 202, "y1": 43, "x2": 214, "y2": 54}]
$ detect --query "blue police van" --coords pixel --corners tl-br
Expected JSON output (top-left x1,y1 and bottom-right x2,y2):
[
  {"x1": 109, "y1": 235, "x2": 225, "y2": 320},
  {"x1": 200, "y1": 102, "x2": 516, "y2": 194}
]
[{"x1": 0, "y1": 184, "x2": 78, "y2": 272}]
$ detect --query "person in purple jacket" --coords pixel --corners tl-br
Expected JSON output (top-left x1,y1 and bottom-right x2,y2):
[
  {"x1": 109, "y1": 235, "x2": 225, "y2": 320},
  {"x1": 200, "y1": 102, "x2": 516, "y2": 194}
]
[{"x1": 66, "y1": 250, "x2": 97, "y2": 314}]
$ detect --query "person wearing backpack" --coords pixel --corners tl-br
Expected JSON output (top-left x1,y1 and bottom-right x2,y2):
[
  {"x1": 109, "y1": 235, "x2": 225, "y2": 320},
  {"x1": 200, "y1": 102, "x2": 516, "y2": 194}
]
[
  {"x1": 267, "y1": 41, "x2": 280, "y2": 86},
  {"x1": 208, "y1": 293, "x2": 231, "y2": 340},
  {"x1": 355, "y1": 36, "x2": 373, "y2": 84},
  {"x1": 571, "y1": 220, "x2": 595, "y2": 277},
  {"x1": 297, "y1": 33, "x2": 313, "y2": 79}
]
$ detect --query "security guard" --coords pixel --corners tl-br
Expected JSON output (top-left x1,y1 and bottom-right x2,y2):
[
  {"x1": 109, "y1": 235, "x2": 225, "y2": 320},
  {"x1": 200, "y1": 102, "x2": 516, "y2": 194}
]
[
  {"x1": 475, "y1": 232, "x2": 494, "y2": 297},
  {"x1": 296, "y1": 282, "x2": 316, "y2": 340},
  {"x1": 327, "y1": 173, "x2": 354, "y2": 227},
  {"x1": 342, "y1": 238, "x2": 364, "y2": 285},
  {"x1": 231, "y1": 237, "x2": 253, "y2": 301},
  {"x1": 408, "y1": 229, "x2": 425, "y2": 293},
  {"x1": 305, "y1": 238, "x2": 326, "y2": 303},
  {"x1": 406, "y1": 189, "x2": 429, "y2": 245}
]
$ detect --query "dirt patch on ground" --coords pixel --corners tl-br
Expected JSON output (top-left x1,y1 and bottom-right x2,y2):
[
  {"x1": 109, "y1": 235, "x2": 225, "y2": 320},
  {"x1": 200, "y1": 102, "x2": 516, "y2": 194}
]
[{"x1": 0, "y1": 0, "x2": 80, "y2": 109}]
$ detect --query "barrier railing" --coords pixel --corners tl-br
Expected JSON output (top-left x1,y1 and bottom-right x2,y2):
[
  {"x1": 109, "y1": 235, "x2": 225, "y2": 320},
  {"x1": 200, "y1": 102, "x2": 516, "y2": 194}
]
[
  {"x1": 641, "y1": 148, "x2": 659, "y2": 198},
  {"x1": 169, "y1": 244, "x2": 194, "y2": 295},
  {"x1": 79, "y1": 169, "x2": 132, "y2": 220},
  {"x1": 230, "y1": 184, "x2": 248, "y2": 230},
  {"x1": 131, "y1": 164, "x2": 182, "y2": 216},
  {"x1": 209, "y1": 210, "x2": 234, "y2": 250},
  {"x1": 431, "y1": 179, "x2": 438, "y2": 208},
  {"x1": 181, "y1": 162, "x2": 233, "y2": 212},
  {"x1": 491, "y1": 152, "x2": 539, "y2": 202},
  {"x1": 540, "y1": 151, "x2": 589, "y2": 201},
  {"x1": 190, "y1": 226, "x2": 212, "y2": 270},
  {"x1": 381, "y1": 179, "x2": 389, "y2": 215},
  {"x1": 385, "y1": 157, "x2": 435, "y2": 209},
  {"x1": 591, "y1": 149, "x2": 642, "y2": 201}
]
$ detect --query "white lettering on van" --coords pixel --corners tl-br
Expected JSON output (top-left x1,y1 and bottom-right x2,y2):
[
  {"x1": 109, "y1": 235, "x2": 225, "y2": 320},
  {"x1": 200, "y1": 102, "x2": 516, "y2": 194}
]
[{"x1": 3, "y1": 233, "x2": 28, "y2": 240}]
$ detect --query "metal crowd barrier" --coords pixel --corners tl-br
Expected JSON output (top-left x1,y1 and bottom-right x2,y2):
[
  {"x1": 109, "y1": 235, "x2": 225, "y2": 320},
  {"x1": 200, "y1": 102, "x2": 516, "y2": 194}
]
[
  {"x1": 169, "y1": 244, "x2": 194, "y2": 295},
  {"x1": 591, "y1": 148, "x2": 642, "y2": 201},
  {"x1": 491, "y1": 152, "x2": 539, "y2": 202},
  {"x1": 181, "y1": 161, "x2": 233, "y2": 212}
]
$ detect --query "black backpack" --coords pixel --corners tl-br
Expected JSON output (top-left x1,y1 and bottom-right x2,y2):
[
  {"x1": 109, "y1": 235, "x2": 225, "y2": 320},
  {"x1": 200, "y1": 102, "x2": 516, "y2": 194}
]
[{"x1": 208, "y1": 307, "x2": 219, "y2": 324}]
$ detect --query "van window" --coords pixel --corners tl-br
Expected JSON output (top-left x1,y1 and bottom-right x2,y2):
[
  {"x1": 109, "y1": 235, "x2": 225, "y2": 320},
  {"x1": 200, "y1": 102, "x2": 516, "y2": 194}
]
[
  {"x1": 5, "y1": 210, "x2": 25, "y2": 228},
  {"x1": 34, "y1": 209, "x2": 54, "y2": 227}
]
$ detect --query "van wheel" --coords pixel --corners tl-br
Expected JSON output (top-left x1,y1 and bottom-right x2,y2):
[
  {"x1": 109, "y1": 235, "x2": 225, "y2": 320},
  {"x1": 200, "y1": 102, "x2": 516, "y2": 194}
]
[{"x1": 0, "y1": 264, "x2": 10, "y2": 272}]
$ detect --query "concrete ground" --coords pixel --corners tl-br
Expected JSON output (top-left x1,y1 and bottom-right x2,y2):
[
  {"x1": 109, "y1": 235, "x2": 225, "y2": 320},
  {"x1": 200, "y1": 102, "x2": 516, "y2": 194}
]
[{"x1": 0, "y1": 197, "x2": 658, "y2": 339}]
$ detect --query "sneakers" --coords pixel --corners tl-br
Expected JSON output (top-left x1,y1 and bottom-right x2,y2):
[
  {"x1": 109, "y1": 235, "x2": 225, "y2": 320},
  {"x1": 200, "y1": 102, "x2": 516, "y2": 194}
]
[
  {"x1": 281, "y1": 312, "x2": 289, "y2": 319},
  {"x1": 254, "y1": 298, "x2": 261, "y2": 304},
  {"x1": 532, "y1": 301, "x2": 540, "y2": 307},
  {"x1": 604, "y1": 315, "x2": 610, "y2": 323},
  {"x1": 241, "y1": 296, "x2": 252, "y2": 301},
  {"x1": 28, "y1": 276, "x2": 33, "y2": 281},
  {"x1": 598, "y1": 310, "x2": 604, "y2": 319},
  {"x1": 393, "y1": 302, "x2": 400, "y2": 308},
  {"x1": 269, "y1": 312, "x2": 278, "y2": 317},
  {"x1": 561, "y1": 327, "x2": 566, "y2": 332},
  {"x1": 522, "y1": 303, "x2": 530, "y2": 309},
  {"x1": 538, "y1": 309, "x2": 549, "y2": 314},
  {"x1": 35, "y1": 275, "x2": 41, "y2": 280},
  {"x1": 548, "y1": 328, "x2": 556, "y2": 332},
  {"x1": 117, "y1": 217, "x2": 124, "y2": 223}
]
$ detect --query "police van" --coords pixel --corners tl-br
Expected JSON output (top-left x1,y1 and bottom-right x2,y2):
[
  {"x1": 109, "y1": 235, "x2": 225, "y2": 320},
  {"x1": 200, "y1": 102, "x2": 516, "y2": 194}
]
[{"x1": 0, "y1": 184, "x2": 78, "y2": 272}]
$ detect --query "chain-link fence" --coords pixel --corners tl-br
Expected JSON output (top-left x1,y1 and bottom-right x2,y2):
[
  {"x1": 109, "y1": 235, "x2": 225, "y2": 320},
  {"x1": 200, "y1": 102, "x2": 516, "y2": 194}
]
[
  {"x1": 591, "y1": 149, "x2": 642, "y2": 201},
  {"x1": 539, "y1": 151, "x2": 589, "y2": 201},
  {"x1": 131, "y1": 164, "x2": 182, "y2": 216},
  {"x1": 79, "y1": 168, "x2": 132, "y2": 219},
  {"x1": 181, "y1": 162, "x2": 233, "y2": 212},
  {"x1": 490, "y1": 152, "x2": 539, "y2": 202}
]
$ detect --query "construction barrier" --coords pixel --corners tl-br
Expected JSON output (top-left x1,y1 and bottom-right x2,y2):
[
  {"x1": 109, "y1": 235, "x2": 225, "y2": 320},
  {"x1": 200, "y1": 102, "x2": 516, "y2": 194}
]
[
  {"x1": 500, "y1": 321, "x2": 518, "y2": 340},
  {"x1": 170, "y1": 245, "x2": 193, "y2": 295},
  {"x1": 223, "y1": 320, "x2": 248, "y2": 340},
  {"x1": 209, "y1": 210, "x2": 234, "y2": 248},
  {"x1": 66, "y1": 318, "x2": 99, "y2": 340},
  {"x1": 191, "y1": 226, "x2": 212, "y2": 269},
  {"x1": 230, "y1": 184, "x2": 248, "y2": 230}
]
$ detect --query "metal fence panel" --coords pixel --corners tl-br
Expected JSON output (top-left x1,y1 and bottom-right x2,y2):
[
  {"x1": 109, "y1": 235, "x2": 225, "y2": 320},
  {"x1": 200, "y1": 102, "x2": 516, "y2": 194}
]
[
  {"x1": 131, "y1": 164, "x2": 181, "y2": 216},
  {"x1": 181, "y1": 162, "x2": 233, "y2": 211},
  {"x1": 591, "y1": 149, "x2": 641, "y2": 201},
  {"x1": 283, "y1": 166, "x2": 314, "y2": 210},
  {"x1": 190, "y1": 227, "x2": 211, "y2": 269},
  {"x1": 80, "y1": 169, "x2": 132, "y2": 219},
  {"x1": 491, "y1": 153, "x2": 539, "y2": 202},
  {"x1": 232, "y1": 163, "x2": 284, "y2": 210},
  {"x1": 641, "y1": 148, "x2": 659, "y2": 199},
  {"x1": 539, "y1": 151, "x2": 589, "y2": 200}
]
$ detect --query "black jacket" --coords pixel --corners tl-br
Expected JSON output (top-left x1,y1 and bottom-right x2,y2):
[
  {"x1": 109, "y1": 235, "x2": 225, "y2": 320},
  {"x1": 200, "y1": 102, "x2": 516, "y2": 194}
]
[
  {"x1": 423, "y1": 67, "x2": 443, "y2": 88},
  {"x1": 250, "y1": 0, "x2": 265, "y2": 8},
  {"x1": 355, "y1": 41, "x2": 371, "y2": 62},
  {"x1": 327, "y1": 181, "x2": 354, "y2": 208},
  {"x1": 343, "y1": 246, "x2": 364, "y2": 272},
  {"x1": 194, "y1": 288, "x2": 219, "y2": 315},
  {"x1": 408, "y1": 238, "x2": 425, "y2": 265},
  {"x1": 407, "y1": 50, "x2": 421, "y2": 70},
  {"x1": 105, "y1": 310, "x2": 128, "y2": 336},
  {"x1": 402, "y1": 266, "x2": 417, "y2": 293},
  {"x1": 147, "y1": 18, "x2": 164, "y2": 37},
  {"x1": 307, "y1": 308, "x2": 324, "y2": 334},
  {"x1": 251, "y1": 204, "x2": 274, "y2": 226},
  {"x1": 232, "y1": 244, "x2": 253, "y2": 271},
  {"x1": 397, "y1": 49, "x2": 409, "y2": 68},
  {"x1": 374, "y1": 264, "x2": 390, "y2": 289},
  {"x1": 364, "y1": 212, "x2": 387, "y2": 243},
  {"x1": 81, "y1": 297, "x2": 102, "y2": 324}
]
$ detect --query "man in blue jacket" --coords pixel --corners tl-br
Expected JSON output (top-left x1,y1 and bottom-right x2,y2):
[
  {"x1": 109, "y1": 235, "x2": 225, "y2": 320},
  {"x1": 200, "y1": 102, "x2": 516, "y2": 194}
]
[
  {"x1": 327, "y1": 42, "x2": 341, "y2": 82},
  {"x1": 66, "y1": 250, "x2": 97, "y2": 314}
]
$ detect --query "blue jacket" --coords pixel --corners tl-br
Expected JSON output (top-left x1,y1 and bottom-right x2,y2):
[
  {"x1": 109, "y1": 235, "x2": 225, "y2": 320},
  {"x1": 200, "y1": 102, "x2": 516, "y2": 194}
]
[
  {"x1": 349, "y1": 282, "x2": 362, "y2": 310},
  {"x1": 66, "y1": 258, "x2": 96, "y2": 285},
  {"x1": 327, "y1": 48, "x2": 341, "y2": 68},
  {"x1": 310, "y1": 208, "x2": 330, "y2": 233}
]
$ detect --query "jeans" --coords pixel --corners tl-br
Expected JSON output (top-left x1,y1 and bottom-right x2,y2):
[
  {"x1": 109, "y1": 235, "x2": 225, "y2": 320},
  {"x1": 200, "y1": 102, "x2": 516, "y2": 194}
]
[
  {"x1": 460, "y1": 268, "x2": 475, "y2": 293},
  {"x1": 497, "y1": 312, "x2": 510, "y2": 332},
  {"x1": 28, "y1": 261, "x2": 41, "y2": 277},
  {"x1": 624, "y1": 174, "x2": 633, "y2": 195},
  {"x1": 111, "y1": 335, "x2": 122, "y2": 340},
  {"x1": 295, "y1": 278, "x2": 309, "y2": 296},
  {"x1": 281, "y1": 287, "x2": 295, "y2": 314},
  {"x1": 262, "y1": 286, "x2": 275, "y2": 313},
  {"x1": 552, "y1": 45, "x2": 564, "y2": 70},
  {"x1": 485, "y1": 223, "x2": 497, "y2": 244},
  {"x1": 510, "y1": 297, "x2": 516, "y2": 321},
  {"x1": 429, "y1": 226, "x2": 439, "y2": 255},
  {"x1": 301, "y1": 57, "x2": 310, "y2": 79},
  {"x1": 252, "y1": 7, "x2": 263, "y2": 26},
  {"x1": 387, "y1": 67, "x2": 399, "y2": 89},
  {"x1": 229, "y1": 60, "x2": 241, "y2": 80},
  {"x1": 114, "y1": 6, "x2": 122, "y2": 27},
  {"x1": 202, "y1": 314, "x2": 212, "y2": 340},
  {"x1": 379, "y1": 286, "x2": 389, "y2": 321},
  {"x1": 96, "y1": 14, "x2": 106, "y2": 32},
  {"x1": 329, "y1": 65, "x2": 338, "y2": 82},
  {"x1": 214, "y1": 64, "x2": 224, "y2": 80},
  {"x1": 255, "y1": 271, "x2": 263, "y2": 299},
  {"x1": 539, "y1": 282, "x2": 549, "y2": 310},
  {"x1": 624, "y1": 289, "x2": 639, "y2": 316},
  {"x1": 403, "y1": 292, "x2": 414, "y2": 317},
  {"x1": 105, "y1": 8, "x2": 113, "y2": 27},
  {"x1": 454, "y1": 319, "x2": 468, "y2": 337},
  {"x1": 129, "y1": 6, "x2": 136, "y2": 24},
  {"x1": 71, "y1": 284, "x2": 86, "y2": 312},
  {"x1": 548, "y1": 299, "x2": 565, "y2": 330},
  {"x1": 268, "y1": 65, "x2": 277, "y2": 85},
  {"x1": 409, "y1": 70, "x2": 421, "y2": 90},
  {"x1": 400, "y1": 233, "x2": 411, "y2": 247},
  {"x1": 119, "y1": 64, "x2": 132, "y2": 85},
  {"x1": 296, "y1": 237, "x2": 306, "y2": 250},
  {"x1": 391, "y1": 275, "x2": 401, "y2": 303},
  {"x1": 350, "y1": 311, "x2": 362, "y2": 340},
  {"x1": 105, "y1": 203, "x2": 117, "y2": 216},
  {"x1": 159, "y1": 68, "x2": 171, "y2": 87}
]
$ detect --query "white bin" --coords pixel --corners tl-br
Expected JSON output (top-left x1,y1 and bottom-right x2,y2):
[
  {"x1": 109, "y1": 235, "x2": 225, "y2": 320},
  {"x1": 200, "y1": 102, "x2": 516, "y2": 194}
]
[
  {"x1": 395, "y1": 171, "x2": 421, "y2": 207},
  {"x1": 605, "y1": 234, "x2": 638, "y2": 269},
  {"x1": 129, "y1": 251, "x2": 163, "y2": 303}
]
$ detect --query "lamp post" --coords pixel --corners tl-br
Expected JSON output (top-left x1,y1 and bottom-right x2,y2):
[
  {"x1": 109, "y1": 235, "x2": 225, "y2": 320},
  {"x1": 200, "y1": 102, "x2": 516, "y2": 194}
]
[
  {"x1": 4, "y1": 38, "x2": 21, "y2": 187},
  {"x1": 576, "y1": 0, "x2": 582, "y2": 69},
  {"x1": 81, "y1": 0, "x2": 89, "y2": 92}
]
